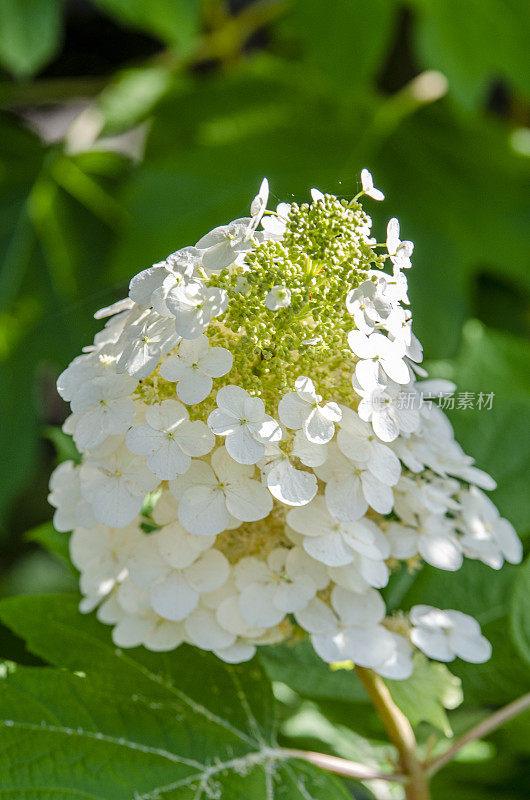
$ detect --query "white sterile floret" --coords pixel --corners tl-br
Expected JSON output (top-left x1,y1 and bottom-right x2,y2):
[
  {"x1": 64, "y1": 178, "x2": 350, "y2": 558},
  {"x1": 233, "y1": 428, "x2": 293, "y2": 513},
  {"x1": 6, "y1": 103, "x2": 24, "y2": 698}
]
[
  {"x1": 291, "y1": 430, "x2": 328, "y2": 467},
  {"x1": 315, "y1": 444, "x2": 395, "y2": 522},
  {"x1": 94, "y1": 298, "x2": 134, "y2": 320},
  {"x1": 345, "y1": 277, "x2": 392, "y2": 335},
  {"x1": 249, "y1": 177, "x2": 269, "y2": 226},
  {"x1": 458, "y1": 486, "x2": 522, "y2": 568},
  {"x1": 386, "y1": 514, "x2": 463, "y2": 571},
  {"x1": 184, "y1": 605, "x2": 239, "y2": 653},
  {"x1": 196, "y1": 219, "x2": 254, "y2": 272},
  {"x1": 126, "y1": 399, "x2": 214, "y2": 480},
  {"x1": 127, "y1": 532, "x2": 229, "y2": 622},
  {"x1": 297, "y1": 587, "x2": 412, "y2": 677},
  {"x1": 48, "y1": 461, "x2": 96, "y2": 531},
  {"x1": 69, "y1": 373, "x2": 137, "y2": 450},
  {"x1": 337, "y1": 406, "x2": 401, "y2": 486},
  {"x1": 348, "y1": 329, "x2": 411, "y2": 387},
  {"x1": 80, "y1": 445, "x2": 159, "y2": 528},
  {"x1": 360, "y1": 168, "x2": 385, "y2": 201},
  {"x1": 116, "y1": 312, "x2": 181, "y2": 379},
  {"x1": 265, "y1": 285, "x2": 292, "y2": 311},
  {"x1": 278, "y1": 376, "x2": 342, "y2": 445},
  {"x1": 386, "y1": 218, "x2": 414, "y2": 271},
  {"x1": 355, "y1": 378, "x2": 420, "y2": 442},
  {"x1": 260, "y1": 445, "x2": 317, "y2": 506},
  {"x1": 71, "y1": 522, "x2": 143, "y2": 612},
  {"x1": 207, "y1": 385, "x2": 282, "y2": 465},
  {"x1": 102, "y1": 596, "x2": 187, "y2": 651},
  {"x1": 287, "y1": 496, "x2": 390, "y2": 582},
  {"x1": 159, "y1": 335, "x2": 233, "y2": 404},
  {"x1": 165, "y1": 280, "x2": 228, "y2": 339},
  {"x1": 129, "y1": 262, "x2": 169, "y2": 306},
  {"x1": 170, "y1": 446, "x2": 273, "y2": 536},
  {"x1": 57, "y1": 352, "x2": 115, "y2": 404},
  {"x1": 410, "y1": 605, "x2": 492, "y2": 664},
  {"x1": 233, "y1": 547, "x2": 328, "y2": 629},
  {"x1": 261, "y1": 201, "x2": 291, "y2": 239}
]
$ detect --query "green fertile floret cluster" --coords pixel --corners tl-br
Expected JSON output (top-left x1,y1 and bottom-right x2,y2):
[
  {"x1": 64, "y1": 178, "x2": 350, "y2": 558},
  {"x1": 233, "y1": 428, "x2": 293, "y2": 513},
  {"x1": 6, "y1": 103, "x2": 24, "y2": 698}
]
[{"x1": 208, "y1": 195, "x2": 384, "y2": 410}]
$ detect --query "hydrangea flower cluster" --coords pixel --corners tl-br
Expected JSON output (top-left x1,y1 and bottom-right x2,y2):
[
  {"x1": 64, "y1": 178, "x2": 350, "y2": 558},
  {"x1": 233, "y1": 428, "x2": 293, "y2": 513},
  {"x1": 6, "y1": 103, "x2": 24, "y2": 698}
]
[{"x1": 49, "y1": 172, "x2": 522, "y2": 677}]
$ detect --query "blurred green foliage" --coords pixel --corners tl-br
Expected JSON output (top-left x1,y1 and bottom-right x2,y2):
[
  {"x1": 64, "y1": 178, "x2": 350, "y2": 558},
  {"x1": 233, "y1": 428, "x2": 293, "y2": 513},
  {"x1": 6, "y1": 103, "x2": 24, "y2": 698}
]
[{"x1": 0, "y1": 1, "x2": 529, "y2": 797}]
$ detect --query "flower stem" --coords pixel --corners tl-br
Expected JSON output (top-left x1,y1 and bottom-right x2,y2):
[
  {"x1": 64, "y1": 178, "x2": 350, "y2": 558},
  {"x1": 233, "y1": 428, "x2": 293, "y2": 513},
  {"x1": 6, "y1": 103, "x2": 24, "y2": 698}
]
[
  {"x1": 280, "y1": 748, "x2": 405, "y2": 782},
  {"x1": 354, "y1": 666, "x2": 431, "y2": 800},
  {"x1": 426, "y1": 692, "x2": 530, "y2": 776}
]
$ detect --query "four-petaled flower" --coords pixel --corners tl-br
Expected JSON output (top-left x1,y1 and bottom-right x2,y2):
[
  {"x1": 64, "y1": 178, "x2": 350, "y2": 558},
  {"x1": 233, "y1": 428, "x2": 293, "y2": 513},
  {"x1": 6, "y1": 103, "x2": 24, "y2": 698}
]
[
  {"x1": 159, "y1": 335, "x2": 233, "y2": 404},
  {"x1": 170, "y1": 446, "x2": 273, "y2": 536},
  {"x1": 208, "y1": 385, "x2": 282, "y2": 464},
  {"x1": 279, "y1": 376, "x2": 342, "y2": 444},
  {"x1": 126, "y1": 399, "x2": 214, "y2": 480}
]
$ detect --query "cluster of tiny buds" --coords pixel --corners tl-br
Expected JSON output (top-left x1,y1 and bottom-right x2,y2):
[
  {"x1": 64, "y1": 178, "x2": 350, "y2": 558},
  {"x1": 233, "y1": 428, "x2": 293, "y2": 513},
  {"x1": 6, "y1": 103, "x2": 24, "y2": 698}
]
[{"x1": 48, "y1": 170, "x2": 521, "y2": 674}]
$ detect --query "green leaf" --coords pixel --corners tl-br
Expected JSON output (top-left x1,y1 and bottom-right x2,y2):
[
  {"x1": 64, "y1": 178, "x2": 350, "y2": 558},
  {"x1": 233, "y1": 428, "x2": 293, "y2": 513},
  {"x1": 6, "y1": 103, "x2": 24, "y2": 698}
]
[
  {"x1": 0, "y1": 594, "x2": 350, "y2": 799},
  {"x1": 412, "y1": 0, "x2": 530, "y2": 108},
  {"x1": 374, "y1": 107, "x2": 530, "y2": 356},
  {"x1": 0, "y1": 0, "x2": 64, "y2": 78},
  {"x1": 94, "y1": 0, "x2": 199, "y2": 52},
  {"x1": 510, "y1": 555, "x2": 530, "y2": 669},
  {"x1": 401, "y1": 561, "x2": 529, "y2": 706},
  {"x1": 43, "y1": 425, "x2": 81, "y2": 464},
  {"x1": 261, "y1": 640, "x2": 366, "y2": 704},
  {"x1": 97, "y1": 66, "x2": 176, "y2": 135},
  {"x1": 447, "y1": 322, "x2": 530, "y2": 530},
  {"x1": 279, "y1": 0, "x2": 398, "y2": 94},
  {"x1": 25, "y1": 522, "x2": 74, "y2": 574},
  {"x1": 385, "y1": 654, "x2": 462, "y2": 736}
]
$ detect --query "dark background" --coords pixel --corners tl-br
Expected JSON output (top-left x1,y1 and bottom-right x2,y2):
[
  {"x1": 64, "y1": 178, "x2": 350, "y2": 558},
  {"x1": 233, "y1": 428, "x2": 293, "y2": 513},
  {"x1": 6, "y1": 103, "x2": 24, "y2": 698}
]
[{"x1": 0, "y1": 1, "x2": 529, "y2": 797}]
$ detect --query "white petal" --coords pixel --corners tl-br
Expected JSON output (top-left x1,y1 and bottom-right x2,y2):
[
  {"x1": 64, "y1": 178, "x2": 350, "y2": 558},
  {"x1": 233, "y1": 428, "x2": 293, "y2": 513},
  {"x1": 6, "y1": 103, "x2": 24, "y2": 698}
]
[
  {"x1": 178, "y1": 486, "x2": 229, "y2": 536},
  {"x1": 411, "y1": 628, "x2": 454, "y2": 661},
  {"x1": 304, "y1": 407, "x2": 335, "y2": 444},
  {"x1": 200, "y1": 347, "x2": 233, "y2": 378},
  {"x1": 113, "y1": 614, "x2": 154, "y2": 648},
  {"x1": 274, "y1": 577, "x2": 315, "y2": 612},
  {"x1": 174, "y1": 420, "x2": 215, "y2": 457},
  {"x1": 185, "y1": 549, "x2": 230, "y2": 593},
  {"x1": 185, "y1": 609, "x2": 235, "y2": 650},
  {"x1": 239, "y1": 584, "x2": 285, "y2": 627},
  {"x1": 342, "y1": 625, "x2": 395, "y2": 668},
  {"x1": 303, "y1": 532, "x2": 354, "y2": 567},
  {"x1": 278, "y1": 392, "x2": 307, "y2": 430},
  {"x1": 360, "y1": 471, "x2": 394, "y2": 514},
  {"x1": 372, "y1": 409, "x2": 399, "y2": 442},
  {"x1": 267, "y1": 460, "x2": 317, "y2": 506},
  {"x1": 295, "y1": 598, "x2": 336, "y2": 634},
  {"x1": 225, "y1": 427, "x2": 265, "y2": 465},
  {"x1": 367, "y1": 441, "x2": 401, "y2": 486},
  {"x1": 146, "y1": 399, "x2": 188, "y2": 430},
  {"x1": 292, "y1": 431, "x2": 327, "y2": 467},
  {"x1": 148, "y1": 440, "x2": 191, "y2": 480},
  {"x1": 419, "y1": 534, "x2": 463, "y2": 571},
  {"x1": 325, "y1": 475, "x2": 367, "y2": 522},
  {"x1": 128, "y1": 538, "x2": 168, "y2": 588},
  {"x1": 177, "y1": 372, "x2": 213, "y2": 405},
  {"x1": 287, "y1": 496, "x2": 334, "y2": 537},
  {"x1": 93, "y1": 481, "x2": 143, "y2": 528},
  {"x1": 225, "y1": 479, "x2": 273, "y2": 522},
  {"x1": 150, "y1": 573, "x2": 199, "y2": 621},
  {"x1": 448, "y1": 630, "x2": 492, "y2": 663},
  {"x1": 311, "y1": 630, "x2": 345, "y2": 663},
  {"x1": 157, "y1": 523, "x2": 214, "y2": 569},
  {"x1": 144, "y1": 621, "x2": 185, "y2": 651},
  {"x1": 214, "y1": 641, "x2": 256, "y2": 663},
  {"x1": 332, "y1": 586, "x2": 385, "y2": 626}
]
